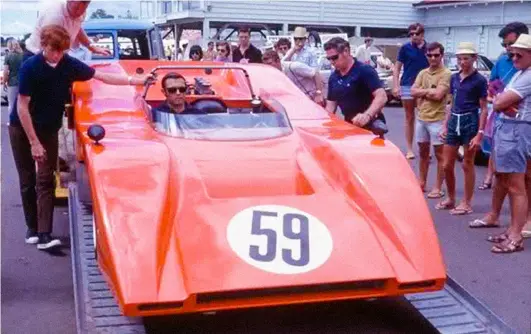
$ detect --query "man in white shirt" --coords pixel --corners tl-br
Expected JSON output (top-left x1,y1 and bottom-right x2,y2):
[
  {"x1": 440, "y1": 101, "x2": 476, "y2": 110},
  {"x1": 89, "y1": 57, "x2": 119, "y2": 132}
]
[
  {"x1": 24, "y1": 0, "x2": 109, "y2": 60},
  {"x1": 354, "y1": 38, "x2": 373, "y2": 65},
  {"x1": 282, "y1": 27, "x2": 318, "y2": 68},
  {"x1": 263, "y1": 50, "x2": 325, "y2": 106}
]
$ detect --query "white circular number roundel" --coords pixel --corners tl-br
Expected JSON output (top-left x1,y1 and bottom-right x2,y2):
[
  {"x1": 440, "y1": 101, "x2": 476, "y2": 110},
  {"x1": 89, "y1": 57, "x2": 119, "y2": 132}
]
[{"x1": 227, "y1": 205, "x2": 333, "y2": 275}]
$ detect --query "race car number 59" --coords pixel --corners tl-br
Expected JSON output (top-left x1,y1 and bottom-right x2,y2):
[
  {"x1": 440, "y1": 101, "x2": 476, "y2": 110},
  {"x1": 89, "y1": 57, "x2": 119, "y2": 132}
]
[{"x1": 227, "y1": 205, "x2": 333, "y2": 274}]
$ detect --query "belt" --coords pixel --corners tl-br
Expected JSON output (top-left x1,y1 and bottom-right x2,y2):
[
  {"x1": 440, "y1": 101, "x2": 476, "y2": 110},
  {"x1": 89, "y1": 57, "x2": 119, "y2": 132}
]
[{"x1": 451, "y1": 111, "x2": 475, "y2": 136}]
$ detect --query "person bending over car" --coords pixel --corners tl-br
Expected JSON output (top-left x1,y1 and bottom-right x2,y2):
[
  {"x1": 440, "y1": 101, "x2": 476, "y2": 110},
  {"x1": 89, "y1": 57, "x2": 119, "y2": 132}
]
[
  {"x1": 10, "y1": 25, "x2": 152, "y2": 251},
  {"x1": 324, "y1": 37, "x2": 388, "y2": 130},
  {"x1": 262, "y1": 50, "x2": 325, "y2": 106}
]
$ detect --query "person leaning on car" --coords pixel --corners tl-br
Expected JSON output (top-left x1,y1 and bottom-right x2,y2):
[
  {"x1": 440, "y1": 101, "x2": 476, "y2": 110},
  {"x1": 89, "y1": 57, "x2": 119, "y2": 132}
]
[
  {"x1": 324, "y1": 37, "x2": 388, "y2": 129},
  {"x1": 9, "y1": 25, "x2": 152, "y2": 251},
  {"x1": 23, "y1": 0, "x2": 110, "y2": 62},
  {"x1": 262, "y1": 50, "x2": 325, "y2": 106}
]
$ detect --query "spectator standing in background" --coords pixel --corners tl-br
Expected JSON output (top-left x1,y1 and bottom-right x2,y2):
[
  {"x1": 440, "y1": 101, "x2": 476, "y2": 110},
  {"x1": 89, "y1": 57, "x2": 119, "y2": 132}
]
[
  {"x1": 275, "y1": 38, "x2": 292, "y2": 58},
  {"x1": 283, "y1": 27, "x2": 318, "y2": 68},
  {"x1": 479, "y1": 22, "x2": 528, "y2": 191},
  {"x1": 215, "y1": 41, "x2": 232, "y2": 62},
  {"x1": 393, "y1": 23, "x2": 429, "y2": 160},
  {"x1": 3, "y1": 39, "x2": 24, "y2": 116},
  {"x1": 232, "y1": 27, "x2": 263, "y2": 64},
  {"x1": 354, "y1": 37, "x2": 373, "y2": 65},
  {"x1": 203, "y1": 41, "x2": 217, "y2": 61},
  {"x1": 438, "y1": 42, "x2": 488, "y2": 215},
  {"x1": 410, "y1": 42, "x2": 451, "y2": 199}
]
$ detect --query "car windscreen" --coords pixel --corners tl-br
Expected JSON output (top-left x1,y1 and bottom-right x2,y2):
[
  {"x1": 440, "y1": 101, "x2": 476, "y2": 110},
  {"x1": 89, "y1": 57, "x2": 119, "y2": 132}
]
[{"x1": 151, "y1": 111, "x2": 293, "y2": 141}]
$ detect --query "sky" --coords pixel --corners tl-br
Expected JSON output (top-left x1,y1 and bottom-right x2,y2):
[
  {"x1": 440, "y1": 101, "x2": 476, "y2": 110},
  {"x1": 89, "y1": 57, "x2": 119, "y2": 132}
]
[{"x1": 0, "y1": 0, "x2": 142, "y2": 37}]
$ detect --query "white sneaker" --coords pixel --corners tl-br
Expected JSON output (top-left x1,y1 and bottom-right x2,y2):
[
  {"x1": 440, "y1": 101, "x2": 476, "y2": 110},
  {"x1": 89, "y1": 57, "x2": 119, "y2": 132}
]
[
  {"x1": 25, "y1": 229, "x2": 39, "y2": 244},
  {"x1": 37, "y1": 234, "x2": 62, "y2": 250}
]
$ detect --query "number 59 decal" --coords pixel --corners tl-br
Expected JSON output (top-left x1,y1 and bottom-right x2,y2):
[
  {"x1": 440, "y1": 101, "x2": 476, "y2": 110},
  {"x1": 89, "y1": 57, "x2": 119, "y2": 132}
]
[{"x1": 227, "y1": 205, "x2": 333, "y2": 275}]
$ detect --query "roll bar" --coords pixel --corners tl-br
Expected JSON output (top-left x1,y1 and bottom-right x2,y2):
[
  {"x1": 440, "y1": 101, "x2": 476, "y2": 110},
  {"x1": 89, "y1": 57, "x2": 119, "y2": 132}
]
[{"x1": 141, "y1": 65, "x2": 260, "y2": 104}]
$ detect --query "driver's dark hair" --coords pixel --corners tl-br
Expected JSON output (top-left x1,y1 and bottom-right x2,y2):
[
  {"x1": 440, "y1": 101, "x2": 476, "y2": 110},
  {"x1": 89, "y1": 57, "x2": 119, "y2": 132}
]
[
  {"x1": 324, "y1": 37, "x2": 350, "y2": 52},
  {"x1": 161, "y1": 72, "x2": 186, "y2": 90},
  {"x1": 498, "y1": 22, "x2": 529, "y2": 39}
]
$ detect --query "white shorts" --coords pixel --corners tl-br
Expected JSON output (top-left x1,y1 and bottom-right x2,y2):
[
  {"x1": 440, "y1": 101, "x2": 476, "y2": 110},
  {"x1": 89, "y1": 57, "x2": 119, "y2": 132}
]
[{"x1": 416, "y1": 119, "x2": 444, "y2": 145}]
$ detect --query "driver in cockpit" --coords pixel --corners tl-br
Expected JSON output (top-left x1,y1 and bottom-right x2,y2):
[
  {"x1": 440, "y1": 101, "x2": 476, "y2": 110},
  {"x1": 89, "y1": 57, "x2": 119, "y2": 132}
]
[{"x1": 152, "y1": 72, "x2": 205, "y2": 115}]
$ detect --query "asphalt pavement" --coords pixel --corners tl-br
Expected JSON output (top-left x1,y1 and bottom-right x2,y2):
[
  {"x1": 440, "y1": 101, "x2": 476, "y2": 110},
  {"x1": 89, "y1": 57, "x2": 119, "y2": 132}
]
[{"x1": 1, "y1": 104, "x2": 530, "y2": 333}]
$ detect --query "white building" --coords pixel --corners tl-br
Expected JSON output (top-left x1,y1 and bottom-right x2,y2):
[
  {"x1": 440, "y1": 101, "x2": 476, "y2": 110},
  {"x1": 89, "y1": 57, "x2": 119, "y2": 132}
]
[
  {"x1": 415, "y1": 0, "x2": 531, "y2": 59},
  {"x1": 142, "y1": 0, "x2": 531, "y2": 59},
  {"x1": 141, "y1": 0, "x2": 422, "y2": 41}
]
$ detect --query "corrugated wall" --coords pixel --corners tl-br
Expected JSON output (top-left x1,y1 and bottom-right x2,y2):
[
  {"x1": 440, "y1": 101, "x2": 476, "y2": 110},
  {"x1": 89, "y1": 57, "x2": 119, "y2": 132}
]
[{"x1": 205, "y1": 0, "x2": 422, "y2": 28}]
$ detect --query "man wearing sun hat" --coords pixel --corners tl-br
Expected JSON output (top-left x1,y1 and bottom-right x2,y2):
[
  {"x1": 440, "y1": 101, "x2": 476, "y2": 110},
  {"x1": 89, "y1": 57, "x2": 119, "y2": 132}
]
[
  {"x1": 437, "y1": 42, "x2": 488, "y2": 217},
  {"x1": 483, "y1": 33, "x2": 531, "y2": 253},
  {"x1": 282, "y1": 26, "x2": 318, "y2": 68}
]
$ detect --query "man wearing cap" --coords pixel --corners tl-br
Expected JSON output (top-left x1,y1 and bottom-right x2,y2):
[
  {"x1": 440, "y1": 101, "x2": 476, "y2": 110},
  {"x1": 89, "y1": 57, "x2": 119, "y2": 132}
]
[
  {"x1": 437, "y1": 42, "x2": 488, "y2": 216},
  {"x1": 282, "y1": 27, "x2": 318, "y2": 68},
  {"x1": 482, "y1": 33, "x2": 531, "y2": 253},
  {"x1": 24, "y1": 0, "x2": 109, "y2": 61}
]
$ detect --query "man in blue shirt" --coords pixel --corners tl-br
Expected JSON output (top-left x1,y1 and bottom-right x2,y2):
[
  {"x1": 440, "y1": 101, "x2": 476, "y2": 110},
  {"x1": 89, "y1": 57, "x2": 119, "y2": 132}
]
[
  {"x1": 10, "y1": 25, "x2": 151, "y2": 251},
  {"x1": 324, "y1": 37, "x2": 387, "y2": 130},
  {"x1": 393, "y1": 23, "x2": 429, "y2": 160},
  {"x1": 438, "y1": 42, "x2": 488, "y2": 215}
]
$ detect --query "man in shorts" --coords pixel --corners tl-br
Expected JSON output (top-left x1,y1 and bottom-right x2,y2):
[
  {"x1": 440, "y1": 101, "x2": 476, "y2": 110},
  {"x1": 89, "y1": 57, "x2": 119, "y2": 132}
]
[
  {"x1": 485, "y1": 34, "x2": 531, "y2": 253},
  {"x1": 411, "y1": 42, "x2": 451, "y2": 198},
  {"x1": 437, "y1": 42, "x2": 488, "y2": 215},
  {"x1": 393, "y1": 23, "x2": 429, "y2": 159}
]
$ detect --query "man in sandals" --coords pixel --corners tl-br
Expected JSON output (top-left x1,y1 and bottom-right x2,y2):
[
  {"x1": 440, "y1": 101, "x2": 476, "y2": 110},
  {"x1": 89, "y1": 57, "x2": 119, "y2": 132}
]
[
  {"x1": 438, "y1": 42, "x2": 488, "y2": 215},
  {"x1": 481, "y1": 34, "x2": 531, "y2": 253},
  {"x1": 411, "y1": 42, "x2": 451, "y2": 199}
]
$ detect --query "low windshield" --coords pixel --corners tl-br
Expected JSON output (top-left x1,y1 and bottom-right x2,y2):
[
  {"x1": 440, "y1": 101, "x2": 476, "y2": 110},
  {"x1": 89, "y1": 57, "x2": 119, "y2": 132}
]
[{"x1": 151, "y1": 110, "x2": 293, "y2": 141}]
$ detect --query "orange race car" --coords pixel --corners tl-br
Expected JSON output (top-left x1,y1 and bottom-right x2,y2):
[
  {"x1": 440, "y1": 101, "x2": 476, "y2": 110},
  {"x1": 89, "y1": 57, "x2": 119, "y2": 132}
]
[{"x1": 69, "y1": 60, "x2": 446, "y2": 317}]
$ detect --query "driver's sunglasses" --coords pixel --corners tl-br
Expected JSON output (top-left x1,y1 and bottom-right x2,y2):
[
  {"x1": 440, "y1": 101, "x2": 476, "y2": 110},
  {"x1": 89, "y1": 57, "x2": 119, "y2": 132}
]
[
  {"x1": 326, "y1": 54, "x2": 339, "y2": 61},
  {"x1": 427, "y1": 53, "x2": 441, "y2": 58},
  {"x1": 166, "y1": 86, "x2": 187, "y2": 94}
]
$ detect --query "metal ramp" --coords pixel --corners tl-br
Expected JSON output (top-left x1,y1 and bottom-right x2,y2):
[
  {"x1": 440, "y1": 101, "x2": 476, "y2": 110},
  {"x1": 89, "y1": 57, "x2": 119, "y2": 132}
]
[{"x1": 69, "y1": 183, "x2": 516, "y2": 334}]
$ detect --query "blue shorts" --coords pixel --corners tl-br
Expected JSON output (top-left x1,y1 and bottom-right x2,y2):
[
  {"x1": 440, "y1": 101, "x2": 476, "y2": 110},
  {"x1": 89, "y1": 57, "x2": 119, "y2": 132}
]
[
  {"x1": 493, "y1": 119, "x2": 531, "y2": 174},
  {"x1": 445, "y1": 112, "x2": 479, "y2": 147},
  {"x1": 401, "y1": 86, "x2": 413, "y2": 100}
]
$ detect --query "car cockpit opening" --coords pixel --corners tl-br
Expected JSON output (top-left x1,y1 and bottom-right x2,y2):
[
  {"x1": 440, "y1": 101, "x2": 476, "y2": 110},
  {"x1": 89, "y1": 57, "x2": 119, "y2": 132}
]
[{"x1": 140, "y1": 65, "x2": 294, "y2": 141}]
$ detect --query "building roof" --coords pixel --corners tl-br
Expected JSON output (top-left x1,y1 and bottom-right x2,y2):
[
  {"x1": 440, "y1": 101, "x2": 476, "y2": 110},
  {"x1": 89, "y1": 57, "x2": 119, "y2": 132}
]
[
  {"x1": 413, "y1": 0, "x2": 474, "y2": 7},
  {"x1": 83, "y1": 19, "x2": 154, "y2": 31}
]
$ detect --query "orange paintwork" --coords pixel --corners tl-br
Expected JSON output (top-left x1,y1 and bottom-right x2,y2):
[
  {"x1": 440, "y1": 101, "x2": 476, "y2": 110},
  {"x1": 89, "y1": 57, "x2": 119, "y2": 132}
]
[{"x1": 72, "y1": 60, "x2": 446, "y2": 317}]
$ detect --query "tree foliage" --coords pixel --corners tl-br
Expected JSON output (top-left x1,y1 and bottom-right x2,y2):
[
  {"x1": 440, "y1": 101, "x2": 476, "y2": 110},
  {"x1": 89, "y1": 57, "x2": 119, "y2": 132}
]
[{"x1": 90, "y1": 9, "x2": 114, "y2": 19}]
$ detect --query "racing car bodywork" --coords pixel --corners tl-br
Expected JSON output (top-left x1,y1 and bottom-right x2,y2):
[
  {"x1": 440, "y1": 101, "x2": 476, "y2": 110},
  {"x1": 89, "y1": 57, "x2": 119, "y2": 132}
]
[{"x1": 71, "y1": 60, "x2": 446, "y2": 317}]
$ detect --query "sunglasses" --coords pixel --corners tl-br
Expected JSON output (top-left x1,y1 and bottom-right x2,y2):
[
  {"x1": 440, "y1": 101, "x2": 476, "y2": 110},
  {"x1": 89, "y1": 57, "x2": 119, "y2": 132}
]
[
  {"x1": 294, "y1": 37, "x2": 306, "y2": 41},
  {"x1": 427, "y1": 53, "x2": 441, "y2": 58},
  {"x1": 166, "y1": 86, "x2": 187, "y2": 94},
  {"x1": 408, "y1": 31, "x2": 423, "y2": 37},
  {"x1": 326, "y1": 54, "x2": 339, "y2": 61},
  {"x1": 217, "y1": 48, "x2": 227, "y2": 53}
]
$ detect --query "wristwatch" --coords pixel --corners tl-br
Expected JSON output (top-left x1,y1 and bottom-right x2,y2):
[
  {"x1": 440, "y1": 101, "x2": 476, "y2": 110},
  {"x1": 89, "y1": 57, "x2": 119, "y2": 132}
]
[
  {"x1": 478, "y1": 129, "x2": 485, "y2": 135},
  {"x1": 315, "y1": 90, "x2": 322, "y2": 95}
]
